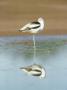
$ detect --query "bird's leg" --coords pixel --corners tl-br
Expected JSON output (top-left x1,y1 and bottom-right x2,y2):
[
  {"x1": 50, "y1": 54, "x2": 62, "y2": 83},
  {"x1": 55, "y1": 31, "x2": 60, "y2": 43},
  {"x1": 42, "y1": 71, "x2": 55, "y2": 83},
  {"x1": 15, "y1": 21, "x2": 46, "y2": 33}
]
[
  {"x1": 33, "y1": 35, "x2": 36, "y2": 49},
  {"x1": 33, "y1": 35, "x2": 36, "y2": 61}
]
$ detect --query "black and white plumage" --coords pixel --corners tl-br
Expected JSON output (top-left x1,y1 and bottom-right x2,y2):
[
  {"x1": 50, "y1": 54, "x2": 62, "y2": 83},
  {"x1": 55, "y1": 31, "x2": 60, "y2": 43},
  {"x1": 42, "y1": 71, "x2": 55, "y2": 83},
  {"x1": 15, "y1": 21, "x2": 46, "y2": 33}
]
[
  {"x1": 18, "y1": 17, "x2": 45, "y2": 33},
  {"x1": 20, "y1": 64, "x2": 46, "y2": 79}
]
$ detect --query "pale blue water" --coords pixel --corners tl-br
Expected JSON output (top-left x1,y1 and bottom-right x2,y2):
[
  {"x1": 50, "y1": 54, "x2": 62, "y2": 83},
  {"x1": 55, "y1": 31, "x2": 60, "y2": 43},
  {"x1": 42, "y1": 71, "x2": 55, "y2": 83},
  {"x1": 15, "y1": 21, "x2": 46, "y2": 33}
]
[{"x1": 0, "y1": 35, "x2": 67, "y2": 90}]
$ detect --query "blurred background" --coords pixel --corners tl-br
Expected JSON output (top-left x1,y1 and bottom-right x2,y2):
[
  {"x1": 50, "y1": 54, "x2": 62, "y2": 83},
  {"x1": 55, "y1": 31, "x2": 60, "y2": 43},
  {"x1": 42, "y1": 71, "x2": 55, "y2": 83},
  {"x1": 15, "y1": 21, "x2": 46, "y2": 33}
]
[
  {"x1": 0, "y1": 1, "x2": 67, "y2": 90},
  {"x1": 0, "y1": 0, "x2": 67, "y2": 36}
]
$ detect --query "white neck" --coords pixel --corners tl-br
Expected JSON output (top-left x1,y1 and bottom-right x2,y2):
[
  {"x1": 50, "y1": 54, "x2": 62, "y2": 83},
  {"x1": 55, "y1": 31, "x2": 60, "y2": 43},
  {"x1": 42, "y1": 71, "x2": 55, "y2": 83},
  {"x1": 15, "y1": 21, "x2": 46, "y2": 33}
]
[{"x1": 38, "y1": 19, "x2": 44, "y2": 30}]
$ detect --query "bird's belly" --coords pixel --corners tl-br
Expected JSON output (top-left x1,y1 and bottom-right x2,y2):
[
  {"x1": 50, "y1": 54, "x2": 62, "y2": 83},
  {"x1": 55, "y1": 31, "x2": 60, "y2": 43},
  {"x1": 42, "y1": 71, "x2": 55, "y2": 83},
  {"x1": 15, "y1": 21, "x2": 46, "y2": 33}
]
[{"x1": 30, "y1": 29, "x2": 40, "y2": 33}]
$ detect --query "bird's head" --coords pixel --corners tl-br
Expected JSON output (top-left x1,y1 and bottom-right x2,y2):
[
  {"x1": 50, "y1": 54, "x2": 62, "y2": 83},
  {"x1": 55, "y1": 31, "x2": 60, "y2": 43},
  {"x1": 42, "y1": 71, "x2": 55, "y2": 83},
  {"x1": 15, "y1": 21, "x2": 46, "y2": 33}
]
[
  {"x1": 38, "y1": 17, "x2": 44, "y2": 21},
  {"x1": 38, "y1": 17, "x2": 44, "y2": 22}
]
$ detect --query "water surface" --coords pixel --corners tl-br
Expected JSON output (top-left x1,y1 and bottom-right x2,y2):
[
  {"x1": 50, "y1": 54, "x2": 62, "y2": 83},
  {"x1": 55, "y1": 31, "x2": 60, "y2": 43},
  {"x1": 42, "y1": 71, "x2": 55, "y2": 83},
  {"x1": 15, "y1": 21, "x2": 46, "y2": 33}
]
[{"x1": 0, "y1": 35, "x2": 67, "y2": 90}]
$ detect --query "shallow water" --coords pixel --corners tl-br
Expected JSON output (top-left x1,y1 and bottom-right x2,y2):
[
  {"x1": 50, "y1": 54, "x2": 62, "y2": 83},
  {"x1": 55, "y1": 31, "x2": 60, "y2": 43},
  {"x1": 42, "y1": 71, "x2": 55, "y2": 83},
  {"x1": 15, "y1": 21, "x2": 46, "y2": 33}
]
[{"x1": 0, "y1": 35, "x2": 67, "y2": 90}]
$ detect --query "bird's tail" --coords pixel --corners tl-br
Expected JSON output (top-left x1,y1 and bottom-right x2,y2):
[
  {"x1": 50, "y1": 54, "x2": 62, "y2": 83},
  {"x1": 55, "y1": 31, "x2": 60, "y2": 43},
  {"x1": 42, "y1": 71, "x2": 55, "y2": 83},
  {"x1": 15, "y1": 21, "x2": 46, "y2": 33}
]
[{"x1": 18, "y1": 23, "x2": 30, "y2": 32}]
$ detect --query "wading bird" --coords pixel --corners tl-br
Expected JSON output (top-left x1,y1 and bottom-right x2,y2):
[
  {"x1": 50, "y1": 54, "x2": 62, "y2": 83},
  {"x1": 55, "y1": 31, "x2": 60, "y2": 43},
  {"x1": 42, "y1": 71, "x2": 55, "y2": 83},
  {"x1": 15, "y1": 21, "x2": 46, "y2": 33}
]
[{"x1": 18, "y1": 17, "x2": 45, "y2": 49}]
